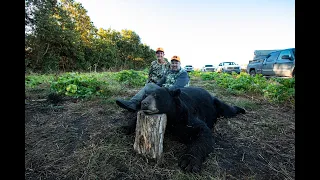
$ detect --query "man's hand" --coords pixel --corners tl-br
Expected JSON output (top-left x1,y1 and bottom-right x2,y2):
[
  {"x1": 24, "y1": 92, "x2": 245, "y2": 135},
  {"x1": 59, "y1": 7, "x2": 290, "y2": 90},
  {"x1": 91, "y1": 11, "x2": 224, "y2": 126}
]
[{"x1": 147, "y1": 79, "x2": 156, "y2": 84}]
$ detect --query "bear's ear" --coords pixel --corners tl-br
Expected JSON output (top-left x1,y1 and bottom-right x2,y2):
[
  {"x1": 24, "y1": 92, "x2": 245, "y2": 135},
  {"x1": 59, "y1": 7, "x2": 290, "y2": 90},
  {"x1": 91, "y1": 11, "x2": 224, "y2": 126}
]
[{"x1": 169, "y1": 88, "x2": 181, "y2": 98}]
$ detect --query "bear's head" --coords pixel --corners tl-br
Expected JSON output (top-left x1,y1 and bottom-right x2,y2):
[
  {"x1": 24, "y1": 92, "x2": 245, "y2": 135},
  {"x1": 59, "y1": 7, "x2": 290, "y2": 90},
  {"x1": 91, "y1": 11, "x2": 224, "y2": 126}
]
[{"x1": 141, "y1": 87, "x2": 182, "y2": 115}]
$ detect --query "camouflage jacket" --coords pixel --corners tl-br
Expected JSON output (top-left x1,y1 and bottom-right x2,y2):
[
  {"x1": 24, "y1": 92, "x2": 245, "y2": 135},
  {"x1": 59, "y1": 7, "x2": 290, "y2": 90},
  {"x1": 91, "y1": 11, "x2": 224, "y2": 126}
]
[
  {"x1": 156, "y1": 68, "x2": 190, "y2": 90},
  {"x1": 147, "y1": 60, "x2": 170, "y2": 83}
]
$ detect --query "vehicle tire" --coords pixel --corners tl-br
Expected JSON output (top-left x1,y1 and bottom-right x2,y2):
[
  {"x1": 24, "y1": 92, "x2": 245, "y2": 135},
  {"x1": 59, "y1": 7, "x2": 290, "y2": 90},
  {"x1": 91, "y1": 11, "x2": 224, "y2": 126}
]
[{"x1": 249, "y1": 69, "x2": 256, "y2": 76}]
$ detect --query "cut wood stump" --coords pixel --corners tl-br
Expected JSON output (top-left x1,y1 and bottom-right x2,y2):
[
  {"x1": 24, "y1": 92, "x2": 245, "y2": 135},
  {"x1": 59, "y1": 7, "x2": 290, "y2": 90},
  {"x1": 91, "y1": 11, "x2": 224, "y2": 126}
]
[{"x1": 133, "y1": 110, "x2": 167, "y2": 163}]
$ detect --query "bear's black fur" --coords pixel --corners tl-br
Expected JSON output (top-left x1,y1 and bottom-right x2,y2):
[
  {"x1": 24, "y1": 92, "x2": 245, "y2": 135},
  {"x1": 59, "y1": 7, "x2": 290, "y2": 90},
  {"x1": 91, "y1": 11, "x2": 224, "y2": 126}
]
[{"x1": 130, "y1": 87, "x2": 245, "y2": 173}]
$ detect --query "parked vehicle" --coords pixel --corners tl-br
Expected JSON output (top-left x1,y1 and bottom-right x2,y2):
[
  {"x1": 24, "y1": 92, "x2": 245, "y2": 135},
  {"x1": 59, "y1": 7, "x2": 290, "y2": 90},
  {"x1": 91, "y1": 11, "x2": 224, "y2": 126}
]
[
  {"x1": 246, "y1": 48, "x2": 295, "y2": 77},
  {"x1": 201, "y1": 64, "x2": 216, "y2": 72},
  {"x1": 184, "y1": 65, "x2": 194, "y2": 72},
  {"x1": 216, "y1": 62, "x2": 241, "y2": 74}
]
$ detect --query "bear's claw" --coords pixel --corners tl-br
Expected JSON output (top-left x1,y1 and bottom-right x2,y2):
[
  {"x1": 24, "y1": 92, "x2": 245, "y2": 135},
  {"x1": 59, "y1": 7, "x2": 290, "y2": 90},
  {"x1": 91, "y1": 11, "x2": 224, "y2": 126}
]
[{"x1": 179, "y1": 155, "x2": 202, "y2": 173}]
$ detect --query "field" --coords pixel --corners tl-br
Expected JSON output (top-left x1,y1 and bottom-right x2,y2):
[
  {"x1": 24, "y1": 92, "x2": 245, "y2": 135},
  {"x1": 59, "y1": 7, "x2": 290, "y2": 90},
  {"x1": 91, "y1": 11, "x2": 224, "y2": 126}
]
[{"x1": 25, "y1": 72, "x2": 295, "y2": 180}]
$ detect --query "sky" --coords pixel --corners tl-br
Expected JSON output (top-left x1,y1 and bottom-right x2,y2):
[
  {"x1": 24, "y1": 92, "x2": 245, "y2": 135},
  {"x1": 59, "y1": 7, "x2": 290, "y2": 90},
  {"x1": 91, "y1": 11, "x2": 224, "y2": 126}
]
[{"x1": 75, "y1": 0, "x2": 295, "y2": 69}]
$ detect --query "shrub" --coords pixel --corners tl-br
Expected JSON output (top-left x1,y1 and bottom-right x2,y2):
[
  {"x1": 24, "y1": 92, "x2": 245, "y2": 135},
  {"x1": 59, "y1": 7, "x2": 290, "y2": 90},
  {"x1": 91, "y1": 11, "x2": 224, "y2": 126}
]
[
  {"x1": 114, "y1": 69, "x2": 147, "y2": 87},
  {"x1": 50, "y1": 72, "x2": 108, "y2": 98}
]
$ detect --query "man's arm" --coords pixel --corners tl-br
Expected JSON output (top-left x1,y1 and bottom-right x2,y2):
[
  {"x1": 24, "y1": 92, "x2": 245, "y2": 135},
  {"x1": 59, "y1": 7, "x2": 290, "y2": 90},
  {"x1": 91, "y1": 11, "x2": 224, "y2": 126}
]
[{"x1": 169, "y1": 72, "x2": 189, "y2": 90}]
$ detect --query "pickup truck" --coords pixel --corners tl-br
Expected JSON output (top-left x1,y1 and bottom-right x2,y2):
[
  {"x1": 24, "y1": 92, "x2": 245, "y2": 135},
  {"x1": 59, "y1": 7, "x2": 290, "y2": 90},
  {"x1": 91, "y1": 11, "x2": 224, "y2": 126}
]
[
  {"x1": 246, "y1": 48, "x2": 295, "y2": 78},
  {"x1": 201, "y1": 64, "x2": 216, "y2": 72},
  {"x1": 216, "y1": 62, "x2": 241, "y2": 74}
]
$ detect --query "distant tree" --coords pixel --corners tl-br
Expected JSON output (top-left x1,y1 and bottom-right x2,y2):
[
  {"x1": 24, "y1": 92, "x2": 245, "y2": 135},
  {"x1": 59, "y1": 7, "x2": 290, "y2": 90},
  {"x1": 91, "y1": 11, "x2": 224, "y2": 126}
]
[
  {"x1": 25, "y1": 0, "x2": 157, "y2": 73},
  {"x1": 60, "y1": 0, "x2": 97, "y2": 46},
  {"x1": 25, "y1": 0, "x2": 84, "y2": 72}
]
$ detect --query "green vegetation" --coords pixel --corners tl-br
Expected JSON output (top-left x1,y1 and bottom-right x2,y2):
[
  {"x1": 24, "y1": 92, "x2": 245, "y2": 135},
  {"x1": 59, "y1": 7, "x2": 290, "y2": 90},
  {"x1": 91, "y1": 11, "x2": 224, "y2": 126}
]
[
  {"x1": 114, "y1": 69, "x2": 148, "y2": 88},
  {"x1": 50, "y1": 72, "x2": 107, "y2": 98},
  {"x1": 25, "y1": 70, "x2": 295, "y2": 105},
  {"x1": 25, "y1": 74, "x2": 55, "y2": 88},
  {"x1": 188, "y1": 70, "x2": 202, "y2": 77},
  {"x1": 199, "y1": 71, "x2": 295, "y2": 103}
]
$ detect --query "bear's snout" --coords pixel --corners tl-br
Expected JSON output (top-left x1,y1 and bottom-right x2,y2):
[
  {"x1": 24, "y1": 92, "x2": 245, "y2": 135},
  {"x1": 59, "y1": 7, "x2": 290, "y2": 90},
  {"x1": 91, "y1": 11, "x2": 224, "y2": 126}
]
[
  {"x1": 141, "y1": 100, "x2": 150, "y2": 108},
  {"x1": 141, "y1": 95, "x2": 159, "y2": 114}
]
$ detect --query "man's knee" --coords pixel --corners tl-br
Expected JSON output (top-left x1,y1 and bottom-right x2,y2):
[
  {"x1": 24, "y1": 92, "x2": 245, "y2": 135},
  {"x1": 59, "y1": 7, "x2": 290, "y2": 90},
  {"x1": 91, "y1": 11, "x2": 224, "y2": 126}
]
[{"x1": 145, "y1": 83, "x2": 160, "y2": 89}]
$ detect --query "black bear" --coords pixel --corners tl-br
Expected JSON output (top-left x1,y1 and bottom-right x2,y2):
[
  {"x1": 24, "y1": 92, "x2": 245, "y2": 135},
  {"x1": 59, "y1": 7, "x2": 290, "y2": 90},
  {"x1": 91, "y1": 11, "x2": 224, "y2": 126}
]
[{"x1": 128, "y1": 86, "x2": 245, "y2": 173}]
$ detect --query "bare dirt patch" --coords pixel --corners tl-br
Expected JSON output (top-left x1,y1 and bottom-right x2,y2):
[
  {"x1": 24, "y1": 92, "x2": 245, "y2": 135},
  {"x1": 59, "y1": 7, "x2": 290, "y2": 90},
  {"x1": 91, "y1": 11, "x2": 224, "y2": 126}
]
[{"x1": 25, "y1": 83, "x2": 295, "y2": 179}]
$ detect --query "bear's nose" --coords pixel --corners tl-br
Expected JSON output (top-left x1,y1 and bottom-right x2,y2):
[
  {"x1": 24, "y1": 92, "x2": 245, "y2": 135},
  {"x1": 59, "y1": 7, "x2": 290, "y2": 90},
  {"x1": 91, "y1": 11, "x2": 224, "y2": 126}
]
[{"x1": 141, "y1": 100, "x2": 149, "y2": 107}]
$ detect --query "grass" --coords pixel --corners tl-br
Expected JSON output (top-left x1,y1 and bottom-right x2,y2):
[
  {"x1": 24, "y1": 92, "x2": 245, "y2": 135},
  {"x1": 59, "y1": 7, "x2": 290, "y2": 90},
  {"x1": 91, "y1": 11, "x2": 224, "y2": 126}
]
[{"x1": 25, "y1": 72, "x2": 295, "y2": 180}]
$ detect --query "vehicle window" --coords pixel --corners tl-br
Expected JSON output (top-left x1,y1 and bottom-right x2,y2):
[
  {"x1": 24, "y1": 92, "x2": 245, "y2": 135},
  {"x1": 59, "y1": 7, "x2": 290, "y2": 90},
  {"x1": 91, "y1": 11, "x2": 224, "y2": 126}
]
[
  {"x1": 205, "y1": 65, "x2": 213, "y2": 67},
  {"x1": 266, "y1": 52, "x2": 280, "y2": 62},
  {"x1": 218, "y1": 63, "x2": 222, "y2": 66},
  {"x1": 277, "y1": 50, "x2": 292, "y2": 60},
  {"x1": 226, "y1": 62, "x2": 235, "y2": 65}
]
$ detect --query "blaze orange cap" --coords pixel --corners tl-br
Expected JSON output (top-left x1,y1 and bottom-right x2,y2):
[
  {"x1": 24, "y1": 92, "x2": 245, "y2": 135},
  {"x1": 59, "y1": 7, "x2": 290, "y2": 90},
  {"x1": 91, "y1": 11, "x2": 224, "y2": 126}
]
[
  {"x1": 156, "y1": 47, "x2": 164, "y2": 53},
  {"x1": 171, "y1": 55, "x2": 180, "y2": 62}
]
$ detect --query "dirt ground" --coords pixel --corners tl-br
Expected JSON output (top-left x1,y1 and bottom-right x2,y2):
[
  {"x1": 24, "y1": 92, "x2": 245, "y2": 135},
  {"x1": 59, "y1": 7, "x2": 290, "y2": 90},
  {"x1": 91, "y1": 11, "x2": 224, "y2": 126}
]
[{"x1": 25, "y1": 81, "x2": 295, "y2": 180}]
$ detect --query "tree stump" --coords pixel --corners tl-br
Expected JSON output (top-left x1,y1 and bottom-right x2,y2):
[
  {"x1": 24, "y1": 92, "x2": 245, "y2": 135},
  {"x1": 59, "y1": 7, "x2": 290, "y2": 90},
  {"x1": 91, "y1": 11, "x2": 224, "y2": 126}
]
[{"x1": 133, "y1": 110, "x2": 167, "y2": 162}]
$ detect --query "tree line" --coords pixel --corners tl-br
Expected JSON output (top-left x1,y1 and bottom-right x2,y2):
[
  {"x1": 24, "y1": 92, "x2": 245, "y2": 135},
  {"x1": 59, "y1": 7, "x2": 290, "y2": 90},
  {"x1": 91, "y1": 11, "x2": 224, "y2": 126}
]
[{"x1": 25, "y1": 0, "x2": 158, "y2": 73}]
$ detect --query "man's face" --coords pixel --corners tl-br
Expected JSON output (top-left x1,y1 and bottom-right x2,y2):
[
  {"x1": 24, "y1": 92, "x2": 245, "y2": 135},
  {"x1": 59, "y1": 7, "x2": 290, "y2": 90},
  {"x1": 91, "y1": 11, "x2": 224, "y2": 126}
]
[
  {"x1": 170, "y1": 60, "x2": 180, "y2": 71},
  {"x1": 156, "y1": 51, "x2": 164, "y2": 60}
]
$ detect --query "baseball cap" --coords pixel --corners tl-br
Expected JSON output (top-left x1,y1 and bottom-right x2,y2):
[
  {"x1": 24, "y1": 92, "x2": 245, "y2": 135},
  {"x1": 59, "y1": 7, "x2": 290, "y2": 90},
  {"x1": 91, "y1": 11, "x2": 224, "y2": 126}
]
[
  {"x1": 171, "y1": 55, "x2": 180, "y2": 62},
  {"x1": 156, "y1": 47, "x2": 164, "y2": 53}
]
